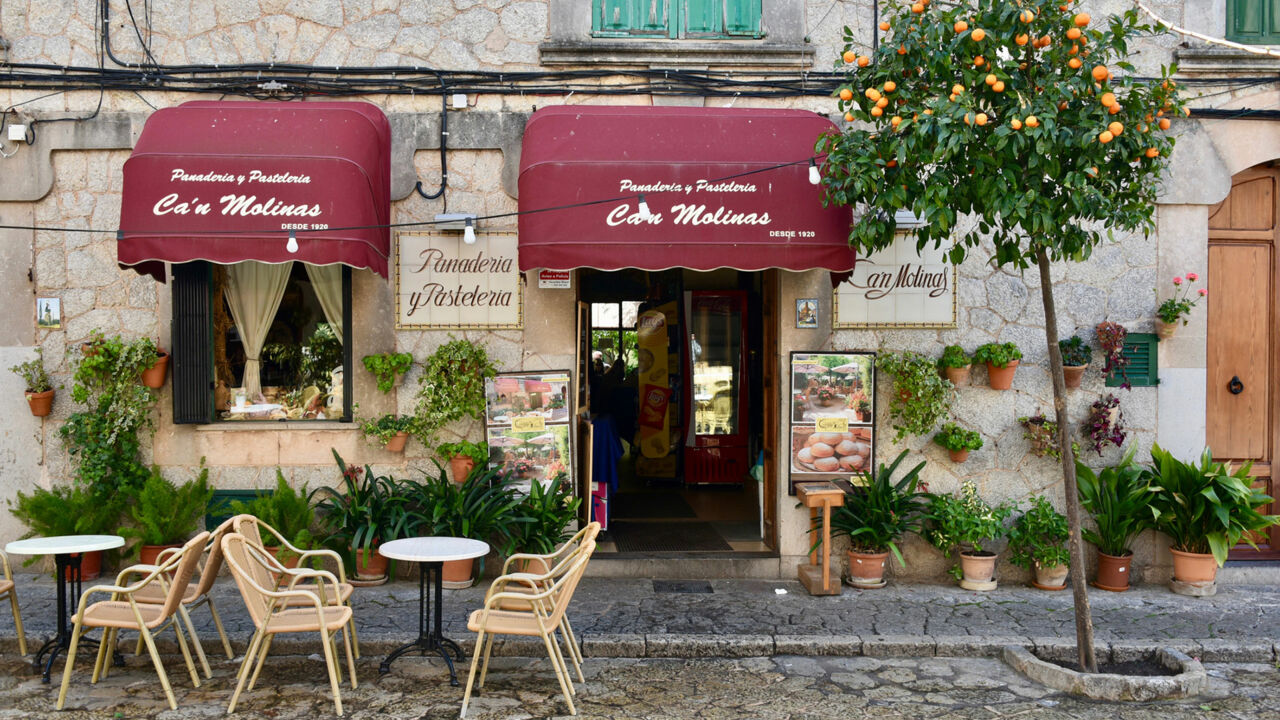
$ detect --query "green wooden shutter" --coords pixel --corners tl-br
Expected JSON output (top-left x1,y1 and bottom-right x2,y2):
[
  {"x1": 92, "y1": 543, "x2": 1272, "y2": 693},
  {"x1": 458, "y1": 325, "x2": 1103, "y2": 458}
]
[
  {"x1": 171, "y1": 261, "x2": 215, "y2": 424},
  {"x1": 593, "y1": 0, "x2": 670, "y2": 37},
  {"x1": 682, "y1": 0, "x2": 762, "y2": 38},
  {"x1": 723, "y1": 0, "x2": 763, "y2": 37},
  {"x1": 1105, "y1": 332, "x2": 1159, "y2": 388},
  {"x1": 1227, "y1": 0, "x2": 1280, "y2": 43}
]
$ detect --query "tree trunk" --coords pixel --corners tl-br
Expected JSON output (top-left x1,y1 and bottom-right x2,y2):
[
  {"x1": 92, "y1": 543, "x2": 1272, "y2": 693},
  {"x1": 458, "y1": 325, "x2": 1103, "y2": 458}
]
[{"x1": 1036, "y1": 249, "x2": 1098, "y2": 673}]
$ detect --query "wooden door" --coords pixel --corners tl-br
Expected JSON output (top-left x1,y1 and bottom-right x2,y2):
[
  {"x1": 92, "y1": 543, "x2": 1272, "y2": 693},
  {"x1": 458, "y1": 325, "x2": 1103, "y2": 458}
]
[
  {"x1": 760, "y1": 270, "x2": 779, "y2": 549},
  {"x1": 575, "y1": 300, "x2": 593, "y2": 527},
  {"x1": 1207, "y1": 165, "x2": 1280, "y2": 557}
]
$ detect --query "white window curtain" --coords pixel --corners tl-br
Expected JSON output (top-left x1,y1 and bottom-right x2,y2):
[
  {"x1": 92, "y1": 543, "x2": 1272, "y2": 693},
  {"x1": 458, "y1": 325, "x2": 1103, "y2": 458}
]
[
  {"x1": 225, "y1": 261, "x2": 293, "y2": 400},
  {"x1": 304, "y1": 263, "x2": 344, "y2": 343}
]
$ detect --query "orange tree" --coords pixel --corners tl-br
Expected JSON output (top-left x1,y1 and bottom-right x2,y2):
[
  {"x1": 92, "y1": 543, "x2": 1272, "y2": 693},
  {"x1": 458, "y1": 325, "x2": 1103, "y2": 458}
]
[{"x1": 818, "y1": 0, "x2": 1186, "y2": 672}]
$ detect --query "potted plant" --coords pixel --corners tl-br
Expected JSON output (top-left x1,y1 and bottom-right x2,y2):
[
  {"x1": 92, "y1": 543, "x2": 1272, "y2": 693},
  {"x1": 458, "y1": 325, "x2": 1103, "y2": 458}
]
[
  {"x1": 922, "y1": 481, "x2": 1014, "y2": 590},
  {"x1": 1075, "y1": 447, "x2": 1155, "y2": 592},
  {"x1": 1058, "y1": 335, "x2": 1092, "y2": 389},
  {"x1": 313, "y1": 450, "x2": 412, "y2": 584},
  {"x1": 1155, "y1": 272, "x2": 1206, "y2": 339},
  {"x1": 856, "y1": 398, "x2": 872, "y2": 423},
  {"x1": 1095, "y1": 321, "x2": 1130, "y2": 389},
  {"x1": 437, "y1": 440, "x2": 489, "y2": 483},
  {"x1": 402, "y1": 464, "x2": 521, "y2": 587},
  {"x1": 938, "y1": 345, "x2": 971, "y2": 387},
  {"x1": 228, "y1": 470, "x2": 316, "y2": 568},
  {"x1": 972, "y1": 342, "x2": 1022, "y2": 390},
  {"x1": 877, "y1": 351, "x2": 954, "y2": 442},
  {"x1": 496, "y1": 472, "x2": 582, "y2": 559},
  {"x1": 1020, "y1": 413, "x2": 1062, "y2": 460},
  {"x1": 933, "y1": 422, "x2": 983, "y2": 463},
  {"x1": 1007, "y1": 495, "x2": 1071, "y2": 590},
  {"x1": 1084, "y1": 394, "x2": 1126, "y2": 456},
  {"x1": 8, "y1": 484, "x2": 123, "y2": 580},
  {"x1": 828, "y1": 450, "x2": 929, "y2": 588},
  {"x1": 1146, "y1": 444, "x2": 1279, "y2": 591},
  {"x1": 118, "y1": 462, "x2": 213, "y2": 564},
  {"x1": 10, "y1": 347, "x2": 56, "y2": 417},
  {"x1": 360, "y1": 414, "x2": 416, "y2": 453},
  {"x1": 362, "y1": 352, "x2": 414, "y2": 393},
  {"x1": 414, "y1": 337, "x2": 499, "y2": 448},
  {"x1": 140, "y1": 346, "x2": 170, "y2": 389}
]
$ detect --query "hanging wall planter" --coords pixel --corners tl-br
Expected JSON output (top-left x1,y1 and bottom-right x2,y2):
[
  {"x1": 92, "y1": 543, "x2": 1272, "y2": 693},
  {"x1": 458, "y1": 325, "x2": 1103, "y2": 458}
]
[
  {"x1": 973, "y1": 343, "x2": 1023, "y2": 390},
  {"x1": 25, "y1": 389, "x2": 55, "y2": 417},
  {"x1": 140, "y1": 350, "x2": 170, "y2": 388}
]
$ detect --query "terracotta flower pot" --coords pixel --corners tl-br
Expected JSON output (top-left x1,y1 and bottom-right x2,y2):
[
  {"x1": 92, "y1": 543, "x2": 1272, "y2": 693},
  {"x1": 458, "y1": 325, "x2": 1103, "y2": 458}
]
[
  {"x1": 384, "y1": 431, "x2": 409, "y2": 453},
  {"x1": 1170, "y1": 548, "x2": 1217, "y2": 585},
  {"x1": 958, "y1": 550, "x2": 997, "y2": 584},
  {"x1": 846, "y1": 550, "x2": 889, "y2": 587},
  {"x1": 139, "y1": 543, "x2": 182, "y2": 566},
  {"x1": 943, "y1": 365, "x2": 971, "y2": 387},
  {"x1": 1155, "y1": 319, "x2": 1177, "y2": 339},
  {"x1": 65, "y1": 550, "x2": 103, "y2": 581},
  {"x1": 442, "y1": 557, "x2": 476, "y2": 588},
  {"x1": 985, "y1": 360, "x2": 1019, "y2": 390},
  {"x1": 141, "y1": 351, "x2": 169, "y2": 388},
  {"x1": 1094, "y1": 550, "x2": 1132, "y2": 592},
  {"x1": 25, "y1": 389, "x2": 54, "y2": 417},
  {"x1": 450, "y1": 455, "x2": 476, "y2": 484},
  {"x1": 354, "y1": 547, "x2": 389, "y2": 581},
  {"x1": 948, "y1": 448, "x2": 970, "y2": 463},
  {"x1": 1033, "y1": 562, "x2": 1069, "y2": 590},
  {"x1": 1062, "y1": 364, "x2": 1087, "y2": 389}
]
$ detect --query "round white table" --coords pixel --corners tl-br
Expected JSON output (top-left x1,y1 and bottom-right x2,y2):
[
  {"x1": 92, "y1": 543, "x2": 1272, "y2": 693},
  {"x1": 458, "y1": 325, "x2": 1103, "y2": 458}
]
[
  {"x1": 378, "y1": 537, "x2": 490, "y2": 683},
  {"x1": 5, "y1": 535, "x2": 125, "y2": 682}
]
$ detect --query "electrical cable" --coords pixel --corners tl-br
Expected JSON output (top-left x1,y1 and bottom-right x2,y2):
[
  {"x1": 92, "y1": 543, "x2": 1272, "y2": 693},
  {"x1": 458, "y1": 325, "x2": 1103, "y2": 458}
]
[{"x1": 413, "y1": 70, "x2": 450, "y2": 202}]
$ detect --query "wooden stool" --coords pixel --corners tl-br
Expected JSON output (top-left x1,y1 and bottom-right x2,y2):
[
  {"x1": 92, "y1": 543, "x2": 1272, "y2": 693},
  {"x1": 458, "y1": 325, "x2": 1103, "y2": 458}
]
[{"x1": 795, "y1": 482, "x2": 845, "y2": 596}]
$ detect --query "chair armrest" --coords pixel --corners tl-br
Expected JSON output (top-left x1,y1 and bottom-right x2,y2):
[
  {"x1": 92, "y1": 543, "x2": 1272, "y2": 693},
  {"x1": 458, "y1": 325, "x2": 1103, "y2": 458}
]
[
  {"x1": 501, "y1": 552, "x2": 555, "y2": 576},
  {"x1": 114, "y1": 563, "x2": 163, "y2": 585},
  {"x1": 294, "y1": 548, "x2": 348, "y2": 582},
  {"x1": 283, "y1": 568, "x2": 343, "y2": 604},
  {"x1": 484, "y1": 586, "x2": 556, "y2": 610}
]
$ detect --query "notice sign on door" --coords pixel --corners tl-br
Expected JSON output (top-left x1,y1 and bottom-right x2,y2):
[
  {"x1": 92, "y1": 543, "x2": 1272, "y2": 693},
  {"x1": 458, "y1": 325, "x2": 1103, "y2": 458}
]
[
  {"x1": 834, "y1": 237, "x2": 956, "y2": 328},
  {"x1": 538, "y1": 270, "x2": 571, "y2": 289},
  {"x1": 396, "y1": 231, "x2": 523, "y2": 329}
]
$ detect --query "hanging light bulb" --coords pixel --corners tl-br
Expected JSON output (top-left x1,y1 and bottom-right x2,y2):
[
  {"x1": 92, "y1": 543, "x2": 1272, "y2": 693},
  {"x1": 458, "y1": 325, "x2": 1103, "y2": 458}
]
[
  {"x1": 463, "y1": 217, "x2": 477, "y2": 244},
  {"x1": 637, "y1": 194, "x2": 651, "y2": 220},
  {"x1": 808, "y1": 158, "x2": 821, "y2": 185},
  {"x1": 286, "y1": 231, "x2": 299, "y2": 253}
]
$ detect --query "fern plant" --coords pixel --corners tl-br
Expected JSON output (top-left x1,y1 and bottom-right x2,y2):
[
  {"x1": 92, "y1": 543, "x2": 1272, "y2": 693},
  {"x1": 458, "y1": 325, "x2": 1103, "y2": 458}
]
[
  {"x1": 118, "y1": 462, "x2": 213, "y2": 549},
  {"x1": 229, "y1": 470, "x2": 316, "y2": 552}
]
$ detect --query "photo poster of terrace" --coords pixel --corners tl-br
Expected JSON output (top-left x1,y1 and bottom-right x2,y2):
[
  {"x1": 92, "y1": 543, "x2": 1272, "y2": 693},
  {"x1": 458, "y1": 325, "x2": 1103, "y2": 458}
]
[
  {"x1": 789, "y1": 351, "x2": 876, "y2": 495},
  {"x1": 485, "y1": 371, "x2": 573, "y2": 493}
]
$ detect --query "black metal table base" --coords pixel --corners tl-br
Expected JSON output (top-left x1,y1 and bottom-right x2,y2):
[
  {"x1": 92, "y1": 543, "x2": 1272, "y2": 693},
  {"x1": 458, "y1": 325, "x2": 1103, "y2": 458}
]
[
  {"x1": 32, "y1": 552, "x2": 123, "y2": 683},
  {"x1": 379, "y1": 561, "x2": 466, "y2": 685}
]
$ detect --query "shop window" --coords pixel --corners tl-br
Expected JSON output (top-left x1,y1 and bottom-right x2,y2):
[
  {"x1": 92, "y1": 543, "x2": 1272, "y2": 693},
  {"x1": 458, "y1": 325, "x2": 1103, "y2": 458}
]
[
  {"x1": 1227, "y1": 0, "x2": 1280, "y2": 44},
  {"x1": 591, "y1": 301, "x2": 642, "y2": 373},
  {"x1": 593, "y1": 0, "x2": 763, "y2": 38},
  {"x1": 171, "y1": 261, "x2": 352, "y2": 424}
]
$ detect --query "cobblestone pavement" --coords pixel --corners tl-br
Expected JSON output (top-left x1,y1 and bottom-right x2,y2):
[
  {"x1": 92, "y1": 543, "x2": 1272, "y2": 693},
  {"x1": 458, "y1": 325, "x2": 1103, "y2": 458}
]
[
  {"x1": 1, "y1": 653, "x2": 1277, "y2": 719},
  {"x1": 3, "y1": 574, "x2": 1278, "y2": 662}
]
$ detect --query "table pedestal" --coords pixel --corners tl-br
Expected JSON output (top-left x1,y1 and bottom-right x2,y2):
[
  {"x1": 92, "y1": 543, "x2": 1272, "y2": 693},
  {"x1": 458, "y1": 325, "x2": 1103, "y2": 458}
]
[
  {"x1": 379, "y1": 561, "x2": 465, "y2": 684},
  {"x1": 33, "y1": 553, "x2": 123, "y2": 683}
]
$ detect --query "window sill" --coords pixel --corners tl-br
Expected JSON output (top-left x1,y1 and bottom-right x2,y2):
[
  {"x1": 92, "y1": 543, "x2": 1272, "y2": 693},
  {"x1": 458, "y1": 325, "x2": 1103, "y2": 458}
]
[
  {"x1": 1175, "y1": 44, "x2": 1280, "y2": 74},
  {"x1": 195, "y1": 420, "x2": 355, "y2": 432},
  {"x1": 539, "y1": 39, "x2": 814, "y2": 67}
]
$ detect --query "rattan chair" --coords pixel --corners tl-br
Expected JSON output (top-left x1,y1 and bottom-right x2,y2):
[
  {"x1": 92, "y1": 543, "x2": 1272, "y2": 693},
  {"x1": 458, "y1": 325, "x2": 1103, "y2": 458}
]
[
  {"x1": 55, "y1": 532, "x2": 210, "y2": 711},
  {"x1": 0, "y1": 549, "x2": 27, "y2": 655},
  {"x1": 461, "y1": 540, "x2": 596, "y2": 718},
  {"x1": 221, "y1": 531, "x2": 356, "y2": 716}
]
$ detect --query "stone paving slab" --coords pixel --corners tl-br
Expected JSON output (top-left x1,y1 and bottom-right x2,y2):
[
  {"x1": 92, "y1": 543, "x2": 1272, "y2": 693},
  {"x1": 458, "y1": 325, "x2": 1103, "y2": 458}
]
[{"x1": 1, "y1": 573, "x2": 1276, "y2": 660}]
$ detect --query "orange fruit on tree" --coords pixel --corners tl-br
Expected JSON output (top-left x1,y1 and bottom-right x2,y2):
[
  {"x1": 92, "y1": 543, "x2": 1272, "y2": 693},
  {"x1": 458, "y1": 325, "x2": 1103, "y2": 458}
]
[
  {"x1": 871, "y1": 106, "x2": 884, "y2": 117},
  {"x1": 1183, "y1": 106, "x2": 1191, "y2": 116},
  {"x1": 843, "y1": 50, "x2": 857, "y2": 64},
  {"x1": 866, "y1": 87, "x2": 881, "y2": 100},
  {"x1": 1016, "y1": 33, "x2": 1029, "y2": 46},
  {"x1": 911, "y1": 2, "x2": 924, "y2": 13},
  {"x1": 952, "y1": 83, "x2": 965, "y2": 94},
  {"x1": 971, "y1": 28, "x2": 986, "y2": 41},
  {"x1": 1039, "y1": 35, "x2": 1052, "y2": 47},
  {"x1": 886, "y1": 159, "x2": 897, "y2": 167},
  {"x1": 1068, "y1": 57, "x2": 1082, "y2": 69},
  {"x1": 1010, "y1": 118, "x2": 1023, "y2": 130},
  {"x1": 1066, "y1": 27, "x2": 1081, "y2": 40},
  {"x1": 1060, "y1": 4, "x2": 1069, "y2": 11},
  {"x1": 1156, "y1": 109, "x2": 1165, "y2": 117},
  {"x1": 993, "y1": 80, "x2": 1005, "y2": 92},
  {"x1": 891, "y1": 115, "x2": 902, "y2": 128},
  {"x1": 1158, "y1": 117, "x2": 1171, "y2": 130},
  {"x1": 1026, "y1": 115, "x2": 1040, "y2": 127},
  {"x1": 879, "y1": 20, "x2": 890, "y2": 31},
  {"x1": 1100, "y1": 92, "x2": 1116, "y2": 107},
  {"x1": 1108, "y1": 121, "x2": 1123, "y2": 135},
  {"x1": 884, "y1": 80, "x2": 897, "y2": 92},
  {"x1": 1068, "y1": 44, "x2": 1079, "y2": 55},
  {"x1": 1091, "y1": 65, "x2": 1109, "y2": 82},
  {"x1": 923, "y1": 108, "x2": 933, "y2": 115},
  {"x1": 985, "y1": 74, "x2": 997, "y2": 86},
  {"x1": 1098, "y1": 130, "x2": 1113, "y2": 143},
  {"x1": 857, "y1": 55, "x2": 871, "y2": 67},
  {"x1": 1145, "y1": 147, "x2": 1159, "y2": 158},
  {"x1": 876, "y1": 96, "x2": 889, "y2": 108},
  {"x1": 898, "y1": 45, "x2": 907, "y2": 54},
  {"x1": 1108, "y1": 103, "x2": 1121, "y2": 115},
  {"x1": 1074, "y1": 12, "x2": 1090, "y2": 26},
  {"x1": 1086, "y1": 166, "x2": 1098, "y2": 177},
  {"x1": 975, "y1": 113, "x2": 988, "y2": 126},
  {"x1": 963, "y1": 112, "x2": 972, "y2": 125},
  {"x1": 954, "y1": 20, "x2": 969, "y2": 33},
  {"x1": 1059, "y1": 100, "x2": 1069, "y2": 110},
  {"x1": 1019, "y1": 9, "x2": 1035, "y2": 23},
  {"x1": 840, "y1": 88, "x2": 854, "y2": 101},
  {"x1": 974, "y1": 55, "x2": 985, "y2": 66},
  {"x1": 844, "y1": 112, "x2": 855, "y2": 122}
]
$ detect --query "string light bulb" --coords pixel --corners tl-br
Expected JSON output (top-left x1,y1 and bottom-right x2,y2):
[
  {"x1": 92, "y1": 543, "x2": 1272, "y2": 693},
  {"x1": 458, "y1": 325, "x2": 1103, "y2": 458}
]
[
  {"x1": 463, "y1": 217, "x2": 476, "y2": 244},
  {"x1": 637, "y1": 194, "x2": 651, "y2": 220},
  {"x1": 808, "y1": 158, "x2": 821, "y2": 185},
  {"x1": 286, "y1": 231, "x2": 298, "y2": 253}
]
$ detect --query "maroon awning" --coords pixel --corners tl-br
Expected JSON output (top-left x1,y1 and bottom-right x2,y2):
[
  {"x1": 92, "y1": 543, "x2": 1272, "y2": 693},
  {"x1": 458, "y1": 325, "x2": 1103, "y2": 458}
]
[
  {"x1": 119, "y1": 101, "x2": 391, "y2": 280},
  {"x1": 517, "y1": 106, "x2": 853, "y2": 272}
]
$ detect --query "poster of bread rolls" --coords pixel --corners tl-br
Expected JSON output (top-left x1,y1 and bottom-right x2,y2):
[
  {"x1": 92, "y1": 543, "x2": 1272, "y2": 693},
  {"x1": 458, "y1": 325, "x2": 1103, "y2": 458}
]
[{"x1": 789, "y1": 351, "x2": 876, "y2": 494}]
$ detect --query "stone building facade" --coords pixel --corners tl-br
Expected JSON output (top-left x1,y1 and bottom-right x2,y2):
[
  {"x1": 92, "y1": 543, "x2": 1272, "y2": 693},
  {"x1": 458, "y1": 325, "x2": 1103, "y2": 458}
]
[{"x1": 0, "y1": 0, "x2": 1273, "y2": 584}]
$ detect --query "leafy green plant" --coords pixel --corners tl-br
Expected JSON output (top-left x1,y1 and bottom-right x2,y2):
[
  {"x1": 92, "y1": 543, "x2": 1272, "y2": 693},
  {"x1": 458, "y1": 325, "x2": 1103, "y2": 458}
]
[
  {"x1": 1021, "y1": 414, "x2": 1063, "y2": 460},
  {"x1": 972, "y1": 342, "x2": 1022, "y2": 369},
  {"x1": 362, "y1": 352, "x2": 414, "y2": 394},
  {"x1": 938, "y1": 345, "x2": 970, "y2": 369},
  {"x1": 10, "y1": 347, "x2": 53, "y2": 392},
  {"x1": 401, "y1": 465, "x2": 522, "y2": 574},
  {"x1": 1146, "y1": 445, "x2": 1280, "y2": 566},
  {"x1": 9, "y1": 483, "x2": 122, "y2": 539},
  {"x1": 414, "y1": 337, "x2": 499, "y2": 447},
  {"x1": 1059, "y1": 336, "x2": 1093, "y2": 367},
  {"x1": 301, "y1": 324, "x2": 343, "y2": 392},
  {"x1": 923, "y1": 481, "x2": 1015, "y2": 579},
  {"x1": 877, "y1": 351, "x2": 953, "y2": 442},
  {"x1": 499, "y1": 473, "x2": 582, "y2": 556},
  {"x1": 1075, "y1": 446, "x2": 1155, "y2": 557},
  {"x1": 229, "y1": 470, "x2": 316, "y2": 551},
  {"x1": 1007, "y1": 495, "x2": 1071, "y2": 571},
  {"x1": 934, "y1": 423, "x2": 983, "y2": 452},
  {"x1": 313, "y1": 449, "x2": 412, "y2": 556},
  {"x1": 829, "y1": 450, "x2": 929, "y2": 566},
  {"x1": 437, "y1": 440, "x2": 490, "y2": 466},
  {"x1": 118, "y1": 462, "x2": 213, "y2": 549},
  {"x1": 359, "y1": 414, "x2": 417, "y2": 446}
]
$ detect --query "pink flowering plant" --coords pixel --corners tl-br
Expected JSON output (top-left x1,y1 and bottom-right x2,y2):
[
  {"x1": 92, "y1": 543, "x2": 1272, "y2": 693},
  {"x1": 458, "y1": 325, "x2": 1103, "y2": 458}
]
[{"x1": 1156, "y1": 272, "x2": 1206, "y2": 325}]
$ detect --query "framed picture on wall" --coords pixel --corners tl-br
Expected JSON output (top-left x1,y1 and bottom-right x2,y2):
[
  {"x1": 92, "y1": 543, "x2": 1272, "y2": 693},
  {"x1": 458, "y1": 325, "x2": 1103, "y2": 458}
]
[
  {"x1": 788, "y1": 351, "x2": 876, "y2": 494},
  {"x1": 795, "y1": 298, "x2": 818, "y2": 328},
  {"x1": 36, "y1": 297, "x2": 61, "y2": 329}
]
